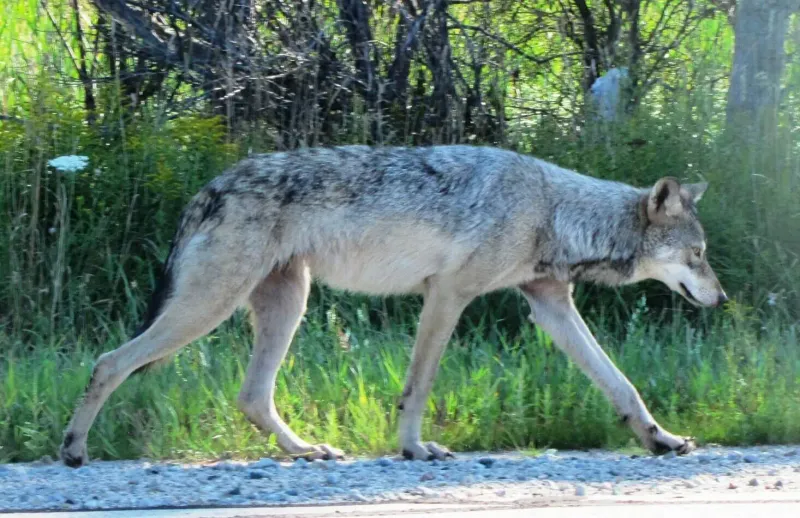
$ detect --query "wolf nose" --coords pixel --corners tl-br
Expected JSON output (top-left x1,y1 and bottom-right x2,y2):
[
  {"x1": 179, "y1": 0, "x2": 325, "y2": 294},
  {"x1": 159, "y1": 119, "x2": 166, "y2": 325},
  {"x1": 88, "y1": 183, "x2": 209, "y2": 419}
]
[{"x1": 717, "y1": 292, "x2": 729, "y2": 307}]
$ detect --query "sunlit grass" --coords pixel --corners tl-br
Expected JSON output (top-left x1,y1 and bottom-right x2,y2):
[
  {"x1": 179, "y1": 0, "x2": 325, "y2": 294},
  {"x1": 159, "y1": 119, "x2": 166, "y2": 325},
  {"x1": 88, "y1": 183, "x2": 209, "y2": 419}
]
[{"x1": 1, "y1": 302, "x2": 798, "y2": 463}]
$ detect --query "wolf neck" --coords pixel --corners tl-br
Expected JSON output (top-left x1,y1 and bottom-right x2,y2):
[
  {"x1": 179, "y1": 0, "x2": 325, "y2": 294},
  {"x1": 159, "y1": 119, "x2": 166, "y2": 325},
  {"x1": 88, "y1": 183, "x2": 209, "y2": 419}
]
[{"x1": 548, "y1": 186, "x2": 647, "y2": 286}]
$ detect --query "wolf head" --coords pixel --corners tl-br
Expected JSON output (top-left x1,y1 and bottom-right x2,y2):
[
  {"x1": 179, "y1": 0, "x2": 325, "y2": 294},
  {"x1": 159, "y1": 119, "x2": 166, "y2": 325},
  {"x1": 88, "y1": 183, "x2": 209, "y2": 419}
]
[{"x1": 636, "y1": 177, "x2": 728, "y2": 308}]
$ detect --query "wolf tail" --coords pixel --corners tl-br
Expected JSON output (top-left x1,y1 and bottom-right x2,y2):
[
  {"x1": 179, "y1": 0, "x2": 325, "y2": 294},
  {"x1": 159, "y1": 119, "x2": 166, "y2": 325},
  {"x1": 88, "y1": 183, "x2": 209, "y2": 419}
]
[
  {"x1": 130, "y1": 189, "x2": 220, "y2": 374},
  {"x1": 129, "y1": 237, "x2": 180, "y2": 375}
]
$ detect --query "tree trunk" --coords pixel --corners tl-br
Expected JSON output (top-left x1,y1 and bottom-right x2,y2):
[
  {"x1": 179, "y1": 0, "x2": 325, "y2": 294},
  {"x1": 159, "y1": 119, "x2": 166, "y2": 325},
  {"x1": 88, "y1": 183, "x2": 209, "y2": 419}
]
[{"x1": 726, "y1": 0, "x2": 795, "y2": 132}]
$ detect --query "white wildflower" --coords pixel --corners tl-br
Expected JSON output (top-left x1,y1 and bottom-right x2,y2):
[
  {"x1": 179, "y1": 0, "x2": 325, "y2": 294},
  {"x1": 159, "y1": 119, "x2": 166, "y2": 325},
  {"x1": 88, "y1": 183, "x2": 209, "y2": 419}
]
[{"x1": 48, "y1": 155, "x2": 89, "y2": 173}]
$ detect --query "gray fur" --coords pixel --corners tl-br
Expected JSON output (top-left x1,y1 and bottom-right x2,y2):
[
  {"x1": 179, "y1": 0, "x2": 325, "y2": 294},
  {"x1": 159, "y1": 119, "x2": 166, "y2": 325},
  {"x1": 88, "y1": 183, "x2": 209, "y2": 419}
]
[{"x1": 60, "y1": 145, "x2": 726, "y2": 466}]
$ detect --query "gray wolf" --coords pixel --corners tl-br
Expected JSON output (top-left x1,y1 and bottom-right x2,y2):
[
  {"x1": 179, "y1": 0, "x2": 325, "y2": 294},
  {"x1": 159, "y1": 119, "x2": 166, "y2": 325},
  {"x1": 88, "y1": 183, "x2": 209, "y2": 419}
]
[{"x1": 60, "y1": 145, "x2": 727, "y2": 466}]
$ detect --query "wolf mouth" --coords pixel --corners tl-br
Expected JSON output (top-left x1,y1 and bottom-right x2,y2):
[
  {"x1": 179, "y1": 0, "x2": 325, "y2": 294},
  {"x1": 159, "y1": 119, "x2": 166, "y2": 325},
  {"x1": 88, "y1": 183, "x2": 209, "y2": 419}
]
[{"x1": 679, "y1": 283, "x2": 701, "y2": 306}]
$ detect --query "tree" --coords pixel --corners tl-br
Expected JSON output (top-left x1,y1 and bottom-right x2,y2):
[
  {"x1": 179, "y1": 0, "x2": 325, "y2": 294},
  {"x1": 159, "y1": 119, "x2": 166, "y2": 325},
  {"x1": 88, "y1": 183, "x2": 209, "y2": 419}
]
[{"x1": 726, "y1": 0, "x2": 799, "y2": 132}]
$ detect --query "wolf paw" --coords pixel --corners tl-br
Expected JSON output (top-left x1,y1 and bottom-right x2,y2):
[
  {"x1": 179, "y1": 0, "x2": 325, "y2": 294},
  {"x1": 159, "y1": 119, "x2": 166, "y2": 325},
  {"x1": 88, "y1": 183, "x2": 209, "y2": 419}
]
[
  {"x1": 673, "y1": 437, "x2": 697, "y2": 455},
  {"x1": 646, "y1": 426, "x2": 697, "y2": 456},
  {"x1": 401, "y1": 442, "x2": 454, "y2": 461},
  {"x1": 294, "y1": 444, "x2": 345, "y2": 461},
  {"x1": 60, "y1": 434, "x2": 88, "y2": 468}
]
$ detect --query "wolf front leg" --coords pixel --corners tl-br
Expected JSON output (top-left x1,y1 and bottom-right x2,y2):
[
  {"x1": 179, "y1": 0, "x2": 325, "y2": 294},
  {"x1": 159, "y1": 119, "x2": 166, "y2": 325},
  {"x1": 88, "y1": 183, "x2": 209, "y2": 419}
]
[
  {"x1": 397, "y1": 281, "x2": 470, "y2": 461},
  {"x1": 519, "y1": 279, "x2": 695, "y2": 455}
]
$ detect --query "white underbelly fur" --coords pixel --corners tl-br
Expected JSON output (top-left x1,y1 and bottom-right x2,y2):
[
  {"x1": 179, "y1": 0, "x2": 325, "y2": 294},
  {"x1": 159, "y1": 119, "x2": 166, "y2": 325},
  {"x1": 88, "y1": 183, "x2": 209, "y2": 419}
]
[{"x1": 307, "y1": 224, "x2": 469, "y2": 295}]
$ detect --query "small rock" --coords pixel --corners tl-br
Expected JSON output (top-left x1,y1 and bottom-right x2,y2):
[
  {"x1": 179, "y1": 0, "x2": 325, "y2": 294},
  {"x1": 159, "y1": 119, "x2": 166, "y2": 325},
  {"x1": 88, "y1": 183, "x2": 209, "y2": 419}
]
[
  {"x1": 768, "y1": 469, "x2": 778, "y2": 476},
  {"x1": 575, "y1": 484, "x2": 587, "y2": 496},
  {"x1": 775, "y1": 480, "x2": 784, "y2": 489},
  {"x1": 609, "y1": 468, "x2": 622, "y2": 476},
  {"x1": 147, "y1": 467, "x2": 160, "y2": 475},
  {"x1": 226, "y1": 486, "x2": 241, "y2": 496},
  {"x1": 286, "y1": 488, "x2": 299, "y2": 496},
  {"x1": 293, "y1": 458, "x2": 308, "y2": 468},
  {"x1": 252, "y1": 458, "x2": 279, "y2": 469},
  {"x1": 377, "y1": 458, "x2": 393, "y2": 467},
  {"x1": 727, "y1": 451, "x2": 743, "y2": 462},
  {"x1": 728, "y1": 482, "x2": 738, "y2": 490},
  {"x1": 351, "y1": 489, "x2": 369, "y2": 502},
  {"x1": 326, "y1": 474, "x2": 339, "y2": 485},
  {"x1": 478, "y1": 457, "x2": 495, "y2": 468},
  {"x1": 495, "y1": 489, "x2": 506, "y2": 497},
  {"x1": 743, "y1": 455, "x2": 759, "y2": 463},
  {"x1": 783, "y1": 449, "x2": 797, "y2": 457},
  {"x1": 65, "y1": 497, "x2": 77, "y2": 505},
  {"x1": 748, "y1": 478, "x2": 759, "y2": 487},
  {"x1": 420, "y1": 472, "x2": 435, "y2": 481},
  {"x1": 248, "y1": 470, "x2": 266, "y2": 480}
]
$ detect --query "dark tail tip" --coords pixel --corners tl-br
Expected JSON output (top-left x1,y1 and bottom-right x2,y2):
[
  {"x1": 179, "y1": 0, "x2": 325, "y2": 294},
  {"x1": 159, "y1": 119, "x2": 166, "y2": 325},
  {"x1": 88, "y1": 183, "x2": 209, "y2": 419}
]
[{"x1": 131, "y1": 243, "x2": 176, "y2": 375}]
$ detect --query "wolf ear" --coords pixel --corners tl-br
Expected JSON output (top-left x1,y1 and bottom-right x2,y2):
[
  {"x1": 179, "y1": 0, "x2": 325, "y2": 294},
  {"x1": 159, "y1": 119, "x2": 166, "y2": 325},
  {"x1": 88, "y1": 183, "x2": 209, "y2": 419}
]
[
  {"x1": 647, "y1": 177, "x2": 683, "y2": 223},
  {"x1": 683, "y1": 182, "x2": 708, "y2": 203}
]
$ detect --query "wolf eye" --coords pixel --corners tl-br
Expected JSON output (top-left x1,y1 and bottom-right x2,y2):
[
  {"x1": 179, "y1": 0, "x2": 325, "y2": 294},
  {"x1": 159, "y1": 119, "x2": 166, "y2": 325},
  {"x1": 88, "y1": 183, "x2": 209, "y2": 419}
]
[{"x1": 692, "y1": 247, "x2": 702, "y2": 258}]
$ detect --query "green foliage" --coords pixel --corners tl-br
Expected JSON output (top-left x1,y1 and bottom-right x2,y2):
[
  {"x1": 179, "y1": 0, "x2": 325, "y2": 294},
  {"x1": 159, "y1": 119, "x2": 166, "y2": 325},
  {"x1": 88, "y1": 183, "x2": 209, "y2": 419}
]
[{"x1": 1, "y1": 306, "x2": 798, "y2": 463}]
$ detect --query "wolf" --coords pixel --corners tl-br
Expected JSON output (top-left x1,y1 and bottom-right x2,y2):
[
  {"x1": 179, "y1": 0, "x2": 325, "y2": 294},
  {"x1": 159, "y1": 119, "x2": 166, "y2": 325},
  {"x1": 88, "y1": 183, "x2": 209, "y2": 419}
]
[{"x1": 60, "y1": 145, "x2": 727, "y2": 466}]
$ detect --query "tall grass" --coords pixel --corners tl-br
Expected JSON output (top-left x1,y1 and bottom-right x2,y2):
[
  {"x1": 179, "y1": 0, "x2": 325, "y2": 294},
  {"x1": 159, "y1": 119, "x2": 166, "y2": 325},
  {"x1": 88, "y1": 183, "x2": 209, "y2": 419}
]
[{"x1": 1, "y1": 298, "x2": 799, "y2": 463}]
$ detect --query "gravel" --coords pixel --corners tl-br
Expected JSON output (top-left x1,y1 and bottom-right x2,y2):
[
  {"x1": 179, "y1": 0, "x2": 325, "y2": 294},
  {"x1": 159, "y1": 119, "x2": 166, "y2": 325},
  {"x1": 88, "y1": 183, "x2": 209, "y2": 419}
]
[{"x1": 0, "y1": 445, "x2": 798, "y2": 512}]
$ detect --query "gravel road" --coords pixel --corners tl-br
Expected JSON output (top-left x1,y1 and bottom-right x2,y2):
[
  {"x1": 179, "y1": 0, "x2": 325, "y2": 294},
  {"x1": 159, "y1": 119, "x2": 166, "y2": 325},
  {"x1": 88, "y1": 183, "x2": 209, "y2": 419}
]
[{"x1": 1, "y1": 445, "x2": 799, "y2": 512}]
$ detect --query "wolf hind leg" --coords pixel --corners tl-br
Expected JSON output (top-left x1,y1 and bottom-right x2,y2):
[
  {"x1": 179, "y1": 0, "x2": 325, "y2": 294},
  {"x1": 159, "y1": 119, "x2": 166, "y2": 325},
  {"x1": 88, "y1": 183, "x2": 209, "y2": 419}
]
[
  {"x1": 236, "y1": 258, "x2": 343, "y2": 460},
  {"x1": 60, "y1": 236, "x2": 269, "y2": 467},
  {"x1": 397, "y1": 280, "x2": 471, "y2": 461}
]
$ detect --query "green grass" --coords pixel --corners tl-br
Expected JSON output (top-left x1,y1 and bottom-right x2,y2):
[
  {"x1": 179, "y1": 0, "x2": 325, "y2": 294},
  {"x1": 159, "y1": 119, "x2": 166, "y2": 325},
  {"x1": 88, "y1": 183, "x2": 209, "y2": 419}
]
[{"x1": 2, "y1": 299, "x2": 799, "y2": 463}]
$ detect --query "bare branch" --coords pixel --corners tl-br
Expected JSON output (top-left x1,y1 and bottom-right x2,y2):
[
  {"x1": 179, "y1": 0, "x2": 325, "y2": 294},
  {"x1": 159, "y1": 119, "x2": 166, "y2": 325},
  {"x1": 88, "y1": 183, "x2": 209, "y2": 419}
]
[{"x1": 447, "y1": 15, "x2": 562, "y2": 65}]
